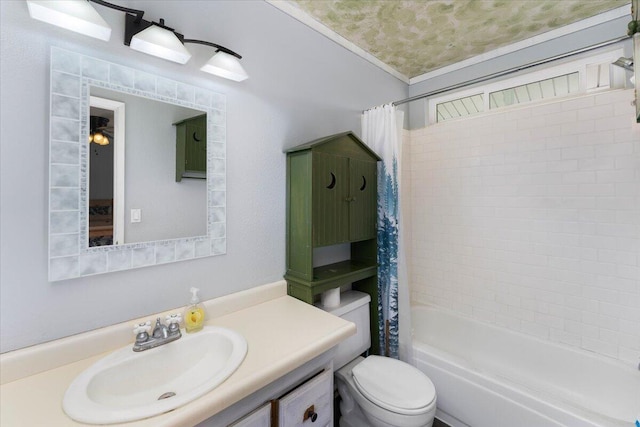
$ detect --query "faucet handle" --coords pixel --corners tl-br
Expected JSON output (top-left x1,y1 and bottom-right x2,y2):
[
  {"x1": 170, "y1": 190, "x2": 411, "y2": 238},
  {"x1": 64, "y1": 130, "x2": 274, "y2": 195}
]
[
  {"x1": 166, "y1": 313, "x2": 182, "y2": 334},
  {"x1": 133, "y1": 320, "x2": 151, "y2": 335},
  {"x1": 133, "y1": 320, "x2": 151, "y2": 345},
  {"x1": 165, "y1": 313, "x2": 182, "y2": 325}
]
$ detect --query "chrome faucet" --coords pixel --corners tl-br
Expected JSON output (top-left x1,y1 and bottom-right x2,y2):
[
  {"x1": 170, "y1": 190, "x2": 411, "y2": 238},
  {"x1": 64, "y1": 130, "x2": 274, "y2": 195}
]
[{"x1": 133, "y1": 314, "x2": 182, "y2": 352}]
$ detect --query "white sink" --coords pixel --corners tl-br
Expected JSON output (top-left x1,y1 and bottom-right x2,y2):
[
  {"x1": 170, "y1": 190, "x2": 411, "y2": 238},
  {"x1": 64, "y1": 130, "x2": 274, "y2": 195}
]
[{"x1": 63, "y1": 326, "x2": 248, "y2": 425}]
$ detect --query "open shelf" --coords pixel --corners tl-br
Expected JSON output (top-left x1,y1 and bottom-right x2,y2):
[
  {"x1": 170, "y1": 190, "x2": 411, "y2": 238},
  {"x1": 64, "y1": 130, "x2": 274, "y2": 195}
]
[{"x1": 285, "y1": 259, "x2": 377, "y2": 303}]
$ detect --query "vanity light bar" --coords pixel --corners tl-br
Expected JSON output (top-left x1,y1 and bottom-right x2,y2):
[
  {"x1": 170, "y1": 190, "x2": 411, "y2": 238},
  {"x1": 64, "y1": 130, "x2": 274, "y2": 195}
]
[
  {"x1": 26, "y1": 0, "x2": 112, "y2": 41},
  {"x1": 26, "y1": 0, "x2": 248, "y2": 81},
  {"x1": 125, "y1": 16, "x2": 192, "y2": 65},
  {"x1": 183, "y1": 39, "x2": 248, "y2": 82},
  {"x1": 199, "y1": 51, "x2": 249, "y2": 82}
]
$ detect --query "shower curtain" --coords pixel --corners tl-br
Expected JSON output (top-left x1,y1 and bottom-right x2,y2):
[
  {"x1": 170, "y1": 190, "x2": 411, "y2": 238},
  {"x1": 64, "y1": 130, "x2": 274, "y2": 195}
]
[{"x1": 361, "y1": 104, "x2": 412, "y2": 362}]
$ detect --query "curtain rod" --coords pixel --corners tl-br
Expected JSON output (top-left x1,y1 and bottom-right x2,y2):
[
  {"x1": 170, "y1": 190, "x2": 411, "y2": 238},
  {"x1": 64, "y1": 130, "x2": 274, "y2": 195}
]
[{"x1": 384, "y1": 35, "x2": 630, "y2": 109}]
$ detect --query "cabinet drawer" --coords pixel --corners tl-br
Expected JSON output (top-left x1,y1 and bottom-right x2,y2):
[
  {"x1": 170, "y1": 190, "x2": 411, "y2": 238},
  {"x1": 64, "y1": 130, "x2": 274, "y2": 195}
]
[
  {"x1": 278, "y1": 370, "x2": 332, "y2": 427},
  {"x1": 229, "y1": 402, "x2": 271, "y2": 427}
]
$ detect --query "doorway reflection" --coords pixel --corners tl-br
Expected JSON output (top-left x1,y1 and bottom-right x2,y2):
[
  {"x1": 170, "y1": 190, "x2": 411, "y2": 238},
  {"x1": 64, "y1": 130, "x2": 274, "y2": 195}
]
[{"x1": 88, "y1": 106, "x2": 115, "y2": 246}]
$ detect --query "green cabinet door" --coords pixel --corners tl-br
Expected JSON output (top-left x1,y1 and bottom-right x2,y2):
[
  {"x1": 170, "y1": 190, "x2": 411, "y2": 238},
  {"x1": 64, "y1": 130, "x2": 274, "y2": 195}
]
[
  {"x1": 185, "y1": 120, "x2": 206, "y2": 173},
  {"x1": 349, "y1": 158, "x2": 377, "y2": 242},
  {"x1": 175, "y1": 114, "x2": 206, "y2": 181},
  {"x1": 312, "y1": 152, "x2": 350, "y2": 247},
  {"x1": 311, "y1": 154, "x2": 377, "y2": 246}
]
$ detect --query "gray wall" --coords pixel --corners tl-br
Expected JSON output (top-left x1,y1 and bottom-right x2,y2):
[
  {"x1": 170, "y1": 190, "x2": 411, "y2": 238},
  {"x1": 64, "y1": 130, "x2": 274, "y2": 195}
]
[
  {"x1": 0, "y1": 0, "x2": 407, "y2": 352},
  {"x1": 406, "y1": 17, "x2": 632, "y2": 129}
]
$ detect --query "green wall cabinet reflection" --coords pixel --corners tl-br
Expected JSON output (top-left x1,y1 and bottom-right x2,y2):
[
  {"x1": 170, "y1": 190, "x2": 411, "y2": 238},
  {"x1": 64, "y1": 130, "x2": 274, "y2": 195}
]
[
  {"x1": 175, "y1": 114, "x2": 206, "y2": 182},
  {"x1": 285, "y1": 131, "x2": 381, "y2": 354}
]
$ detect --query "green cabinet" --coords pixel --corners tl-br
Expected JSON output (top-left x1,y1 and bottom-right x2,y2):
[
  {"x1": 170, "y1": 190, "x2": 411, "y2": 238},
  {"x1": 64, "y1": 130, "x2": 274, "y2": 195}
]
[
  {"x1": 174, "y1": 114, "x2": 206, "y2": 181},
  {"x1": 285, "y1": 131, "x2": 381, "y2": 354},
  {"x1": 311, "y1": 153, "x2": 377, "y2": 246}
]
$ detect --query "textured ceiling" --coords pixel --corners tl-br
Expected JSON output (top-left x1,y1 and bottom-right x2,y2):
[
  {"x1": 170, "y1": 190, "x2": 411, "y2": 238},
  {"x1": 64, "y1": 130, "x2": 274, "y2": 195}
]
[{"x1": 290, "y1": 0, "x2": 629, "y2": 79}]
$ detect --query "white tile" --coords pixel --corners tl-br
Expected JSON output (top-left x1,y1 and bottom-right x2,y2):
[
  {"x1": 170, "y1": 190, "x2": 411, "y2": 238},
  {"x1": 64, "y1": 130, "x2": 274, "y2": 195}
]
[
  {"x1": 176, "y1": 241, "x2": 195, "y2": 261},
  {"x1": 109, "y1": 64, "x2": 134, "y2": 88},
  {"x1": 49, "y1": 256, "x2": 79, "y2": 281},
  {"x1": 50, "y1": 142, "x2": 79, "y2": 165},
  {"x1": 51, "y1": 117, "x2": 79, "y2": 142},
  {"x1": 79, "y1": 253, "x2": 107, "y2": 276},
  {"x1": 51, "y1": 48, "x2": 80, "y2": 74},
  {"x1": 50, "y1": 188, "x2": 79, "y2": 210},
  {"x1": 408, "y1": 90, "x2": 638, "y2": 363},
  {"x1": 82, "y1": 57, "x2": 109, "y2": 81},
  {"x1": 50, "y1": 211, "x2": 79, "y2": 234},
  {"x1": 134, "y1": 71, "x2": 156, "y2": 93},
  {"x1": 594, "y1": 114, "x2": 633, "y2": 132},
  {"x1": 578, "y1": 157, "x2": 615, "y2": 171},
  {"x1": 108, "y1": 250, "x2": 132, "y2": 272},
  {"x1": 50, "y1": 234, "x2": 79, "y2": 257},
  {"x1": 156, "y1": 244, "x2": 176, "y2": 264},
  {"x1": 596, "y1": 169, "x2": 636, "y2": 183},
  {"x1": 132, "y1": 247, "x2": 155, "y2": 268},
  {"x1": 594, "y1": 142, "x2": 633, "y2": 158},
  {"x1": 562, "y1": 146, "x2": 594, "y2": 160},
  {"x1": 50, "y1": 164, "x2": 79, "y2": 188},
  {"x1": 577, "y1": 104, "x2": 613, "y2": 121},
  {"x1": 51, "y1": 94, "x2": 80, "y2": 119}
]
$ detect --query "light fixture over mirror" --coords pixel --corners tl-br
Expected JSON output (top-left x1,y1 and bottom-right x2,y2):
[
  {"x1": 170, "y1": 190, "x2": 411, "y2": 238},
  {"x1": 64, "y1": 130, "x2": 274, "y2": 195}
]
[
  {"x1": 26, "y1": 0, "x2": 112, "y2": 41},
  {"x1": 184, "y1": 39, "x2": 248, "y2": 82},
  {"x1": 26, "y1": 0, "x2": 248, "y2": 81},
  {"x1": 128, "y1": 19, "x2": 192, "y2": 64}
]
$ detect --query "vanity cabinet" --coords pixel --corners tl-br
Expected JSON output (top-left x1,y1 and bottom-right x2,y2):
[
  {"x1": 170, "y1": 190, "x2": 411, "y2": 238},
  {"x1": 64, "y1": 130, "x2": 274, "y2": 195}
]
[
  {"x1": 285, "y1": 131, "x2": 381, "y2": 354},
  {"x1": 276, "y1": 369, "x2": 332, "y2": 427},
  {"x1": 212, "y1": 367, "x2": 333, "y2": 427},
  {"x1": 174, "y1": 114, "x2": 207, "y2": 181}
]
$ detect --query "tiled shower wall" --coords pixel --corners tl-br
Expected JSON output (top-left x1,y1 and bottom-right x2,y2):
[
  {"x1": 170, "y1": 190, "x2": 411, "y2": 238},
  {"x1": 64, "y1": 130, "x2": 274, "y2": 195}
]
[{"x1": 406, "y1": 89, "x2": 640, "y2": 364}]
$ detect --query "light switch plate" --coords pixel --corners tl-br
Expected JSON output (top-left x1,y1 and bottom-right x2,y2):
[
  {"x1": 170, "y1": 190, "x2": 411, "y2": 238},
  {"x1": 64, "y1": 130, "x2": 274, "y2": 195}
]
[{"x1": 131, "y1": 209, "x2": 141, "y2": 223}]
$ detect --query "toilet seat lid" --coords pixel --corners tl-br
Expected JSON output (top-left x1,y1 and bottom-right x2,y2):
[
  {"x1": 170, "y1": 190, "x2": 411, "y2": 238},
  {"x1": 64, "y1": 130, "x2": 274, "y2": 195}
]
[{"x1": 351, "y1": 355, "x2": 436, "y2": 414}]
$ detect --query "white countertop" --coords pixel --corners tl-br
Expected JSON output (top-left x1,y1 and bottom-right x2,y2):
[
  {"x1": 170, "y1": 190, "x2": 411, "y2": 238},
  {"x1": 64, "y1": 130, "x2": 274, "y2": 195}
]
[{"x1": 0, "y1": 282, "x2": 355, "y2": 426}]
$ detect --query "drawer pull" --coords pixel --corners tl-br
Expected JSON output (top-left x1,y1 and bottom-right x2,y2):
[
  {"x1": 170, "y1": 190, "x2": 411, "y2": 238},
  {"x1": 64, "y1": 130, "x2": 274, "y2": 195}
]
[{"x1": 303, "y1": 405, "x2": 318, "y2": 422}]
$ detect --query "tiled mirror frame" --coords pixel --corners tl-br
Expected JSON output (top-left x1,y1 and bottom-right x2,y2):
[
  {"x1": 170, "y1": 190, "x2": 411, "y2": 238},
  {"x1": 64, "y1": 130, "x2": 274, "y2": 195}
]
[{"x1": 48, "y1": 47, "x2": 226, "y2": 281}]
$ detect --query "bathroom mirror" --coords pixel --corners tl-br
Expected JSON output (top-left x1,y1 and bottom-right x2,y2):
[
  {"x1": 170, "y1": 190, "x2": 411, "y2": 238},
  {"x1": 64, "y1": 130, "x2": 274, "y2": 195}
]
[
  {"x1": 88, "y1": 87, "x2": 207, "y2": 246},
  {"x1": 49, "y1": 47, "x2": 226, "y2": 281}
]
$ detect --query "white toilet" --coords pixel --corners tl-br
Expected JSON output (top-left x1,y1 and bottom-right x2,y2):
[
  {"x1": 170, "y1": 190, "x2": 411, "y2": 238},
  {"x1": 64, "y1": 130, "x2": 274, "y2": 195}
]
[{"x1": 318, "y1": 291, "x2": 436, "y2": 427}]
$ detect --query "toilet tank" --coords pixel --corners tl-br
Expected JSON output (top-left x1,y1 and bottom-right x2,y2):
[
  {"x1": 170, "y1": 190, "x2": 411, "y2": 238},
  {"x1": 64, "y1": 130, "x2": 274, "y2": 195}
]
[{"x1": 316, "y1": 291, "x2": 371, "y2": 370}]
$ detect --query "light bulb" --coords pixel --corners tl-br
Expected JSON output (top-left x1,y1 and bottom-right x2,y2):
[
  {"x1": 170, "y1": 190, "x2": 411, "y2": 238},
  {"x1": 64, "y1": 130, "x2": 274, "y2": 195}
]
[{"x1": 93, "y1": 133, "x2": 104, "y2": 144}]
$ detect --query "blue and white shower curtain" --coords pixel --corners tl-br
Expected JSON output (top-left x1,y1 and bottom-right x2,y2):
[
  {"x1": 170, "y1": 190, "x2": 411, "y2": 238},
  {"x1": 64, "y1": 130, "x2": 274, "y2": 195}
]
[{"x1": 362, "y1": 104, "x2": 410, "y2": 360}]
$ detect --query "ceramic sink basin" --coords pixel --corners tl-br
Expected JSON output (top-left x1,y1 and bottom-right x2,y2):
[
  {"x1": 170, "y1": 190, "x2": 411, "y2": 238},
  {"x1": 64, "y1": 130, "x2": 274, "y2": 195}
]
[{"x1": 63, "y1": 326, "x2": 248, "y2": 424}]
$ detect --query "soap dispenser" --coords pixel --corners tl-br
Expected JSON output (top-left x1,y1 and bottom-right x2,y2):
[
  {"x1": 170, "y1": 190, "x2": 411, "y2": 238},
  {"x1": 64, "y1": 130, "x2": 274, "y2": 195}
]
[{"x1": 184, "y1": 287, "x2": 206, "y2": 333}]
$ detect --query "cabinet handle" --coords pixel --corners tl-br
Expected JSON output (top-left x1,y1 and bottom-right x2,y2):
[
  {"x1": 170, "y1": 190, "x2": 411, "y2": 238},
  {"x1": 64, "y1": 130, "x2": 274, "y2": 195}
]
[
  {"x1": 303, "y1": 405, "x2": 318, "y2": 422},
  {"x1": 345, "y1": 197, "x2": 357, "y2": 202}
]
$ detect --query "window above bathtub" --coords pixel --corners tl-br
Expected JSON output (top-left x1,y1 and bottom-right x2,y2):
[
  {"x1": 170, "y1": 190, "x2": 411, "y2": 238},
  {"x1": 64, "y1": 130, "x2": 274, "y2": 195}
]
[{"x1": 429, "y1": 48, "x2": 628, "y2": 124}]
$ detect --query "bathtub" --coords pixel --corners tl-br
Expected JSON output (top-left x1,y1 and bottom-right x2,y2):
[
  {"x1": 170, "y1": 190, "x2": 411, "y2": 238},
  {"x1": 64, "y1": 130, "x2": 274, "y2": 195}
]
[{"x1": 411, "y1": 306, "x2": 640, "y2": 427}]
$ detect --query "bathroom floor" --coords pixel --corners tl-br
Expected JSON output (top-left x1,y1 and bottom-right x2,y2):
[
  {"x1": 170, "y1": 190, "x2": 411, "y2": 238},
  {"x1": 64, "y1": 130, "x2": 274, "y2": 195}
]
[{"x1": 434, "y1": 419, "x2": 451, "y2": 427}]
